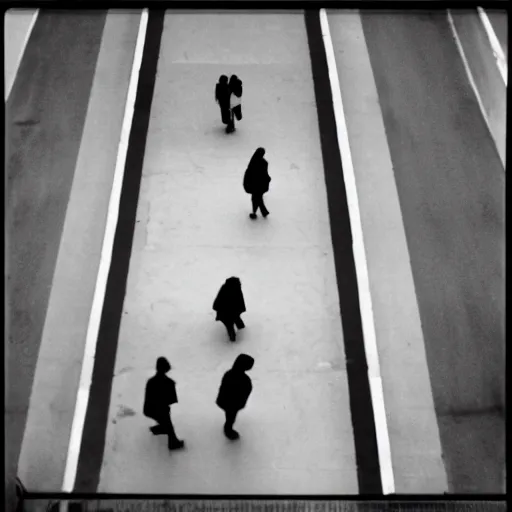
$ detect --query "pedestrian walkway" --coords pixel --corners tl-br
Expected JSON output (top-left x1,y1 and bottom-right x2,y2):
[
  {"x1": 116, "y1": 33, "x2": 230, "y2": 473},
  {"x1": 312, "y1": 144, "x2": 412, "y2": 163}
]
[{"x1": 97, "y1": 11, "x2": 358, "y2": 494}]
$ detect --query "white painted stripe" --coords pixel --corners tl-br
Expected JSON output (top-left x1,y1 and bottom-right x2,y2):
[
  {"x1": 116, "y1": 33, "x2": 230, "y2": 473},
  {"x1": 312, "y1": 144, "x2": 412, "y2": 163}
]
[
  {"x1": 319, "y1": 9, "x2": 395, "y2": 495},
  {"x1": 446, "y1": 10, "x2": 501, "y2": 171},
  {"x1": 447, "y1": 12, "x2": 488, "y2": 120},
  {"x1": 61, "y1": 9, "x2": 149, "y2": 492},
  {"x1": 477, "y1": 7, "x2": 507, "y2": 86},
  {"x1": 5, "y1": 9, "x2": 39, "y2": 100}
]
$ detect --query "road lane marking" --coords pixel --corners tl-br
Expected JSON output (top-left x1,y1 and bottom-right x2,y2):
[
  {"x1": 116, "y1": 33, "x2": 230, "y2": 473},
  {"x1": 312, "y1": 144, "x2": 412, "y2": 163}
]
[
  {"x1": 61, "y1": 9, "x2": 148, "y2": 492},
  {"x1": 4, "y1": 9, "x2": 39, "y2": 100},
  {"x1": 319, "y1": 9, "x2": 395, "y2": 495},
  {"x1": 477, "y1": 7, "x2": 507, "y2": 86},
  {"x1": 446, "y1": 10, "x2": 502, "y2": 171}
]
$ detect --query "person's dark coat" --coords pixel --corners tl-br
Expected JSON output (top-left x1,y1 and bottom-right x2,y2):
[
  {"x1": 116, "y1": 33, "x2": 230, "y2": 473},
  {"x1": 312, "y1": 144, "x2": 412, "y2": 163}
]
[
  {"x1": 216, "y1": 354, "x2": 254, "y2": 412},
  {"x1": 243, "y1": 148, "x2": 271, "y2": 195},
  {"x1": 216, "y1": 76, "x2": 231, "y2": 125},
  {"x1": 215, "y1": 75, "x2": 230, "y2": 108},
  {"x1": 143, "y1": 372, "x2": 178, "y2": 421},
  {"x1": 213, "y1": 277, "x2": 246, "y2": 321}
]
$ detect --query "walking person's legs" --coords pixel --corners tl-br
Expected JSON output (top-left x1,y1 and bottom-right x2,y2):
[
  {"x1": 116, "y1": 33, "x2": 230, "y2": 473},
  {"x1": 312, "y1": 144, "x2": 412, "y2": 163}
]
[
  {"x1": 221, "y1": 318, "x2": 236, "y2": 341},
  {"x1": 160, "y1": 411, "x2": 185, "y2": 450},
  {"x1": 250, "y1": 194, "x2": 260, "y2": 219},
  {"x1": 226, "y1": 109, "x2": 235, "y2": 133},
  {"x1": 250, "y1": 194, "x2": 268, "y2": 218},
  {"x1": 234, "y1": 316, "x2": 245, "y2": 330},
  {"x1": 233, "y1": 104, "x2": 242, "y2": 121},
  {"x1": 259, "y1": 194, "x2": 269, "y2": 217},
  {"x1": 150, "y1": 424, "x2": 166, "y2": 435},
  {"x1": 224, "y1": 409, "x2": 239, "y2": 439},
  {"x1": 220, "y1": 105, "x2": 230, "y2": 125},
  {"x1": 150, "y1": 411, "x2": 167, "y2": 435}
]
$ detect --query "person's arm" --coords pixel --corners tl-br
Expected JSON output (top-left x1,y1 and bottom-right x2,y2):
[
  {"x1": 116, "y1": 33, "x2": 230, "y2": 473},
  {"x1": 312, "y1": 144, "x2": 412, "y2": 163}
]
[
  {"x1": 143, "y1": 380, "x2": 156, "y2": 418},
  {"x1": 216, "y1": 373, "x2": 230, "y2": 408},
  {"x1": 239, "y1": 377, "x2": 252, "y2": 409},
  {"x1": 167, "y1": 380, "x2": 178, "y2": 405},
  {"x1": 239, "y1": 291, "x2": 246, "y2": 313}
]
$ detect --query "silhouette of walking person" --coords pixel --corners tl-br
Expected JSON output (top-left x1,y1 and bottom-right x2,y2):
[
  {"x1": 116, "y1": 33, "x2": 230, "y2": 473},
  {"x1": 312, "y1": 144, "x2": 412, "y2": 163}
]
[
  {"x1": 216, "y1": 354, "x2": 255, "y2": 440},
  {"x1": 143, "y1": 357, "x2": 185, "y2": 450},
  {"x1": 215, "y1": 75, "x2": 231, "y2": 127},
  {"x1": 226, "y1": 74, "x2": 243, "y2": 133},
  {"x1": 213, "y1": 277, "x2": 246, "y2": 342},
  {"x1": 243, "y1": 147, "x2": 271, "y2": 219}
]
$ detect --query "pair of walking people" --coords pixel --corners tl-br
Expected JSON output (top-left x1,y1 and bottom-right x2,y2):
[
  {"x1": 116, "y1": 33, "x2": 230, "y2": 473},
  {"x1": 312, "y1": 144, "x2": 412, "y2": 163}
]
[
  {"x1": 143, "y1": 354, "x2": 254, "y2": 446},
  {"x1": 215, "y1": 74, "x2": 243, "y2": 134}
]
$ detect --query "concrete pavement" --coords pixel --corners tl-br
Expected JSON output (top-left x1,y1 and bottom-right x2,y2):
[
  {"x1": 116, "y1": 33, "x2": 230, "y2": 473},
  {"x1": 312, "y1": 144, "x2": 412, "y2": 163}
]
[
  {"x1": 361, "y1": 10, "x2": 505, "y2": 493},
  {"x1": 449, "y1": 9, "x2": 506, "y2": 167},
  {"x1": 95, "y1": 11, "x2": 359, "y2": 494}
]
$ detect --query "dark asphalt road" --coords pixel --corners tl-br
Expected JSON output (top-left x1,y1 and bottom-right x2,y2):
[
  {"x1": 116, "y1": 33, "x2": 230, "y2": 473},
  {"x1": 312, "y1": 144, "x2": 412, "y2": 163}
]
[
  {"x1": 5, "y1": 10, "x2": 107, "y2": 505},
  {"x1": 361, "y1": 11, "x2": 505, "y2": 492}
]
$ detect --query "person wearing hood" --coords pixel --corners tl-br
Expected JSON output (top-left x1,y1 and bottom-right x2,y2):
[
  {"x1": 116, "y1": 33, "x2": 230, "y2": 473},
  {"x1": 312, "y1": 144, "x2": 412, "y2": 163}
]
[
  {"x1": 243, "y1": 147, "x2": 271, "y2": 219},
  {"x1": 226, "y1": 74, "x2": 243, "y2": 134},
  {"x1": 215, "y1": 75, "x2": 231, "y2": 126},
  {"x1": 213, "y1": 277, "x2": 246, "y2": 342},
  {"x1": 216, "y1": 354, "x2": 255, "y2": 440},
  {"x1": 143, "y1": 356, "x2": 185, "y2": 450}
]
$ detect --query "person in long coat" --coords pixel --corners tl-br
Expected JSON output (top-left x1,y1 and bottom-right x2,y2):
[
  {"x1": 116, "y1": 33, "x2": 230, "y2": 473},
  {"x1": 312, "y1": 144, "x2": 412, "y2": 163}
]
[
  {"x1": 143, "y1": 357, "x2": 185, "y2": 450},
  {"x1": 216, "y1": 353, "x2": 255, "y2": 440},
  {"x1": 213, "y1": 276, "x2": 246, "y2": 342},
  {"x1": 226, "y1": 74, "x2": 243, "y2": 133},
  {"x1": 215, "y1": 75, "x2": 231, "y2": 126},
  {"x1": 243, "y1": 147, "x2": 271, "y2": 219}
]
